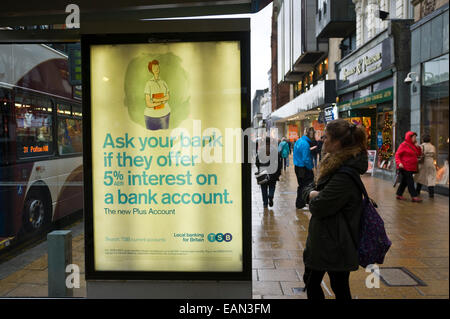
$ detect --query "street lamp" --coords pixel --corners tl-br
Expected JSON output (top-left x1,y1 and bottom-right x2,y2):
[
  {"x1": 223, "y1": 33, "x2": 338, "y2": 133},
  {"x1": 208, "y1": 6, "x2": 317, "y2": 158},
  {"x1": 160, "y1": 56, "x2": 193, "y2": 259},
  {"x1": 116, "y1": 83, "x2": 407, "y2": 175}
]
[{"x1": 404, "y1": 72, "x2": 419, "y2": 84}]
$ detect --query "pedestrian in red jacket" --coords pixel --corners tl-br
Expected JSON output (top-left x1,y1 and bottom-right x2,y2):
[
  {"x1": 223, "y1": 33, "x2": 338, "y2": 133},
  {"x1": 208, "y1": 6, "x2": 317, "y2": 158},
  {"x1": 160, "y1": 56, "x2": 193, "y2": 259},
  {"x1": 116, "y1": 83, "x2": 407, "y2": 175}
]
[{"x1": 395, "y1": 131, "x2": 423, "y2": 202}]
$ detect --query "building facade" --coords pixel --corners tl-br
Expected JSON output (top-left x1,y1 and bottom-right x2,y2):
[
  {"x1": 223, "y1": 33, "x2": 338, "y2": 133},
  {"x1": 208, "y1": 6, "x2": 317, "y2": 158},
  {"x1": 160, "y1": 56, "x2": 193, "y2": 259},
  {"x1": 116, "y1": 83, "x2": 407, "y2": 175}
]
[
  {"x1": 271, "y1": 2, "x2": 291, "y2": 112},
  {"x1": 353, "y1": 0, "x2": 415, "y2": 47},
  {"x1": 269, "y1": 0, "x2": 336, "y2": 141},
  {"x1": 326, "y1": 0, "x2": 414, "y2": 181},
  {"x1": 252, "y1": 89, "x2": 266, "y2": 122},
  {"x1": 409, "y1": 0, "x2": 449, "y2": 193},
  {"x1": 269, "y1": 0, "x2": 448, "y2": 191}
]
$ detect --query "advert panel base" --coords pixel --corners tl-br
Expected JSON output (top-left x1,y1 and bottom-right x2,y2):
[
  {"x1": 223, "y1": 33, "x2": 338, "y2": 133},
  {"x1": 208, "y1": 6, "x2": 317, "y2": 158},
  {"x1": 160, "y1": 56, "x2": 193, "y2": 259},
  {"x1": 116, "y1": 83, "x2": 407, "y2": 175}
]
[{"x1": 86, "y1": 280, "x2": 252, "y2": 299}]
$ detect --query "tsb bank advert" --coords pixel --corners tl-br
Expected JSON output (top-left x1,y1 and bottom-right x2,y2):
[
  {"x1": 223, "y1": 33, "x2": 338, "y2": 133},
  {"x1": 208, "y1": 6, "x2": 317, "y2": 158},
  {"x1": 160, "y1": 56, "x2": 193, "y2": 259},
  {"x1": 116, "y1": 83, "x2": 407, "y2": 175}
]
[{"x1": 89, "y1": 40, "x2": 244, "y2": 273}]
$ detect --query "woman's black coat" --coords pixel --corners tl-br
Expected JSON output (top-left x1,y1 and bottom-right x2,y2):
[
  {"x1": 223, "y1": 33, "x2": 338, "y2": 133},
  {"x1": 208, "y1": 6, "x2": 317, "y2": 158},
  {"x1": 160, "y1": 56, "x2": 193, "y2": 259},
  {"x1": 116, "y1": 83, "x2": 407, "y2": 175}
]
[
  {"x1": 301, "y1": 152, "x2": 368, "y2": 271},
  {"x1": 255, "y1": 146, "x2": 282, "y2": 184}
]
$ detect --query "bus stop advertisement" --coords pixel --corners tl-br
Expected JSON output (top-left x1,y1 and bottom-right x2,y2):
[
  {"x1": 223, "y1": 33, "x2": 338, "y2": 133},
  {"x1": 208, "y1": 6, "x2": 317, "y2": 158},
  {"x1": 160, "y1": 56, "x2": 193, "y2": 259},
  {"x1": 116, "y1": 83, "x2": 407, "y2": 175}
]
[{"x1": 81, "y1": 20, "x2": 252, "y2": 299}]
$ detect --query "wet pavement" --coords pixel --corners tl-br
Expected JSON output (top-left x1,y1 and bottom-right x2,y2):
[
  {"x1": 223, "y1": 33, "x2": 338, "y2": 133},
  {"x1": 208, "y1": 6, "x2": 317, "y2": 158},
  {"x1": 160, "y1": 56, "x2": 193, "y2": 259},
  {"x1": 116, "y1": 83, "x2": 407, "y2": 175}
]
[
  {"x1": 0, "y1": 155, "x2": 448, "y2": 299},
  {"x1": 251, "y1": 158, "x2": 449, "y2": 299},
  {"x1": 0, "y1": 221, "x2": 86, "y2": 297}
]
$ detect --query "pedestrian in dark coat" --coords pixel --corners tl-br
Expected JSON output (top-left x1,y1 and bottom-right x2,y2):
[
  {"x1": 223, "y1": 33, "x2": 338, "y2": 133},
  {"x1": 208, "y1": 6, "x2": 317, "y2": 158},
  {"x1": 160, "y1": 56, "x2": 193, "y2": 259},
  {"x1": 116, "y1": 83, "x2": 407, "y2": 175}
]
[
  {"x1": 301, "y1": 119, "x2": 368, "y2": 300},
  {"x1": 317, "y1": 135, "x2": 325, "y2": 161},
  {"x1": 307, "y1": 127, "x2": 319, "y2": 169},
  {"x1": 256, "y1": 137, "x2": 282, "y2": 209}
]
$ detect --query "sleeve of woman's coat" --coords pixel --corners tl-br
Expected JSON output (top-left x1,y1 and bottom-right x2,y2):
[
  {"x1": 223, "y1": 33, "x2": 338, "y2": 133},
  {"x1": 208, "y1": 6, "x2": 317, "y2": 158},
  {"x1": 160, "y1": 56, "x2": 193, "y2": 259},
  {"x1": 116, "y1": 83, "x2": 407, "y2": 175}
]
[
  {"x1": 395, "y1": 144, "x2": 405, "y2": 166},
  {"x1": 302, "y1": 181, "x2": 316, "y2": 204},
  {"x1": 307, "y1": 173, "x2": 353, "y2": 219}
]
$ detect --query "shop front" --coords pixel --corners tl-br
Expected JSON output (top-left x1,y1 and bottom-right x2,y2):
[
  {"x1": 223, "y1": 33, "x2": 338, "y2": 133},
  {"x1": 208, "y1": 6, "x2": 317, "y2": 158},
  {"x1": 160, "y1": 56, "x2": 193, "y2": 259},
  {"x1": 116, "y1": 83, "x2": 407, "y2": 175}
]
[
  {"x1": 421, "y1": 54, "x2": 449, "y2": 191},
  {"x1": 287, "y1": 123, "x2": 299, "y2": 141},
  {"x1": 270, "y1": 79, "x2": 336, "y2": 141},
  {"x1": 335, "y1": 21, "x2": 412, "y2": 180},
  {"x1": 272, "y1": 109, "x2": 323, "y2": 143},
  {"x1": 410, "y1": 3, "x2": 449, "y2": 195},
  {"x1": 338, "y1": 86, "x2": 395, "y2": 171}
]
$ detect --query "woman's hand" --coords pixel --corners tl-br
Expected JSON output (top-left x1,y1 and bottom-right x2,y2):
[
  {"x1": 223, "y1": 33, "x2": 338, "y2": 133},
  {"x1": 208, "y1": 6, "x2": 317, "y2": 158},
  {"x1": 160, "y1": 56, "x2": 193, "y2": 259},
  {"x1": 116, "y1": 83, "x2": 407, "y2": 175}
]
[
  {"x1": 309, "y1": 190, "x2": 320, "y2": 200},
  {"x1": 146, "y1": 94, "x2": 164, "y2": 108},
  {"x1": 399, "y1": 163, "x2": 404, "y2": 169}
]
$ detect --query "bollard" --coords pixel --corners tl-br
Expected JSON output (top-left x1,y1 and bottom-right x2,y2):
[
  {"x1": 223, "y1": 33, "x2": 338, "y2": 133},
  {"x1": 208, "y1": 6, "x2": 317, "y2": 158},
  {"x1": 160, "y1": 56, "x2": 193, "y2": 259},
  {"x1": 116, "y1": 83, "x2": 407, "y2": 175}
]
[{"x1": 47, "y1": 230, "x2": 73, "y2": 297}]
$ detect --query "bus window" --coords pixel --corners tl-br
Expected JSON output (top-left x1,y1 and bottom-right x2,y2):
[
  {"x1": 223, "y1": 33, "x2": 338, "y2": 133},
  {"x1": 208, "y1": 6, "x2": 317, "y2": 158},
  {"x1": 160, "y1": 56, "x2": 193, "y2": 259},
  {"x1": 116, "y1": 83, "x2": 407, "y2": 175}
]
[
  {"x1": 15, "y1": 94, "x2": 53, "y2": 158},
  {"x1": 72, "y1": 104, "x2": 82, "y2": 117},
  {"x1": 0, "y1": 87, "x2": 13, "y2": 165},
  {"x1": 0, "y1": 104, "x2": 7, "y2": 137},
  {"x1": 57, "y1": 104, "x2": 82, "y2": 155},
  {"x1": 57, "y1": 102, "x2": 71, "y2": 115},
  {"x1": 0, "y1": 95, "x2": 9, "y2": 165}
]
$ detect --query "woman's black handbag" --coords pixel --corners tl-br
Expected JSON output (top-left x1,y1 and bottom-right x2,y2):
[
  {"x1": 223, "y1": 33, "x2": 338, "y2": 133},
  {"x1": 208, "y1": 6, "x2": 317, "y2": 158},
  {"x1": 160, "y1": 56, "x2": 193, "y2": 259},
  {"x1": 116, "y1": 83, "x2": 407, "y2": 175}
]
[{"x1": 256, "y1": 170, "x2": 270, "y2": 185}]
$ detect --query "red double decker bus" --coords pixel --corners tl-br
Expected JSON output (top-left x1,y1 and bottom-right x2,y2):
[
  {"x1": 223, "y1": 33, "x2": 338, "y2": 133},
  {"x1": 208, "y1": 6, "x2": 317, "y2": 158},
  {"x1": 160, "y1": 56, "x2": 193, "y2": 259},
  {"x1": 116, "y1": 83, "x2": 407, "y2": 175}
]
[{"x1": 0, "y1": 44, "x2": 83, "y2": 250}]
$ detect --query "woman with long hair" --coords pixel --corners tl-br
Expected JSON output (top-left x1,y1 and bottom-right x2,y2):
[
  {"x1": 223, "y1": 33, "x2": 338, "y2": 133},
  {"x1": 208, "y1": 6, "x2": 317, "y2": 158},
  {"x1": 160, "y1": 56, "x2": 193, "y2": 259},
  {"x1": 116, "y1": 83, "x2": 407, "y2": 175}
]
[{"x1": 301, "y1": 119, "x2": 368, "y2": 300}]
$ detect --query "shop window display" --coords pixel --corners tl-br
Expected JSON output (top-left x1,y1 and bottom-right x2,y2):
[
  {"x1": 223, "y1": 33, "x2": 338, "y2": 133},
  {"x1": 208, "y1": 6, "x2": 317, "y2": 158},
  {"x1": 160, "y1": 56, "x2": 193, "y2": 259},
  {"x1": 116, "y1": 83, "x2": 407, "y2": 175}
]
[
  {"x1": 347, "y1": 117, "x2": 372, "y2": 146},
  {"x1": 288, "y1": 124, "x2": 299, "y2": 141},
  {"x1": 421, "y1": 54, "x2": 449, "y2": 188},
  {"x1": 341, "y1": 114, "x2": 373, "y2": 149},
  {"x1": 312, "y1": 119, "x2": 325, "y2": 137},
  {"x1": 376, "y1": 110, "x2": 394, "y2": 170}
]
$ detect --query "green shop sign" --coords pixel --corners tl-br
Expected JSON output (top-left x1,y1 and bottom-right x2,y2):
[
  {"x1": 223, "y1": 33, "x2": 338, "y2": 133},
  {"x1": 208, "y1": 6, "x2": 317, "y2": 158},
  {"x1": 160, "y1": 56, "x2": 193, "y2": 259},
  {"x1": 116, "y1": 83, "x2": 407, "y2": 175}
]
[{"x1": 338, "y1": 87, "x2": 393, "y2": 111}]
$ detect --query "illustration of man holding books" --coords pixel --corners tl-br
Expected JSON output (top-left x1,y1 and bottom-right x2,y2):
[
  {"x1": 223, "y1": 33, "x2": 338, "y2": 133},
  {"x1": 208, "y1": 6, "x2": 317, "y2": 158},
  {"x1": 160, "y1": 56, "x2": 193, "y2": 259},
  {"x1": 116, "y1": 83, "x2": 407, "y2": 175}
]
[{"x1": 144, "y1": 60, "x2": 171, "y2": 130}]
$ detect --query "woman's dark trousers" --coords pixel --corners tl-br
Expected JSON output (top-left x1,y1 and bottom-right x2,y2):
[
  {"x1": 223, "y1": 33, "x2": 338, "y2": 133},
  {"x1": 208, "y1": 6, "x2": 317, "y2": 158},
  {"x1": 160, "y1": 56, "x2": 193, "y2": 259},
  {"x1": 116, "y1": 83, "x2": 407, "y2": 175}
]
[
  {"x1": 396, "y1": 169, "x2": 418, "y2": 197},
  {"x1": 303, "y1": 267, "x2": 352, "y2": 300},
  {"x1": 282, "y1": 157, "x2": 288, "y2": 171},
  {"x1": 261, "y1": 182, "x2": 276, "y2": 206},
  {"x1": 295, "y1": 166, "x2": 314, "y2": 209}
]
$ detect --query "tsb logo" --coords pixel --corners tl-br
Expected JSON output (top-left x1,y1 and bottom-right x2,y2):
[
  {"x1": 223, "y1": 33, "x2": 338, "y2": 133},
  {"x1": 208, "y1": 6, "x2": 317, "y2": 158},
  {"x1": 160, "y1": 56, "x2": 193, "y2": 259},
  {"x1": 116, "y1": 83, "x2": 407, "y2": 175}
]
[{"x1": 208, "y1": 233, "x2": 232, "y2": 242}]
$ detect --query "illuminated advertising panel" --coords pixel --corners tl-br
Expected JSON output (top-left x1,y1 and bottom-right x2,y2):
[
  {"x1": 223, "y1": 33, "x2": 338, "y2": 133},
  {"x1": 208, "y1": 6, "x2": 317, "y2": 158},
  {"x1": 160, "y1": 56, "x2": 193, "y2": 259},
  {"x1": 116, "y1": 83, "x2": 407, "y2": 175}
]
[
  {"x1": 288, "y1": 125, "x2": 299, "y2": 141},
  {"x1": 83, "y1": 32, "x2": 251, "y2": 280}
]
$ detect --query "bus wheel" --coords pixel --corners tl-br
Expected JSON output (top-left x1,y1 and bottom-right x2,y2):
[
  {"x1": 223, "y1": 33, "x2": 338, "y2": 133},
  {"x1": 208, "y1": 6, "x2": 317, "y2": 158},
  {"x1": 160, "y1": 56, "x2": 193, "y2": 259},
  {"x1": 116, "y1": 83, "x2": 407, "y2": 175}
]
[{"x1": 23, "y1": 188, "x2": 51, "y2": 233}]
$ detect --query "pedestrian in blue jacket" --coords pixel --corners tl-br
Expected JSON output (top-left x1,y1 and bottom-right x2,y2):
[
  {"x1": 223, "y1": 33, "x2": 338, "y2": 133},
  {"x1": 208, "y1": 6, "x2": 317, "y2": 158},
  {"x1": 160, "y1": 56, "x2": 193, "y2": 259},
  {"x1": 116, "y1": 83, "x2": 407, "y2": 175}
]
[
  {"x1": 294, "y1": 131, "x2": 314, "y2": 209},
  {"x1": 278, "y1": 137, "x2": 290, "y2": 172}
]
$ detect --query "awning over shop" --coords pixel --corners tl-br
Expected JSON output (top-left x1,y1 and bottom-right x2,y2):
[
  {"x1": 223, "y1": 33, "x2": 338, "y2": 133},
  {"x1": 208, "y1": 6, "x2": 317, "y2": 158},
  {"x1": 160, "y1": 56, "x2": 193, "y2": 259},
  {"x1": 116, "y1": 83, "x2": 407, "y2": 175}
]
[
  {"x1": 337, "y1": 87, "x2": 393, "y2": 112},
  {"x1": 270, "y1": 79, "x2": 336, "y2": 122}
]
